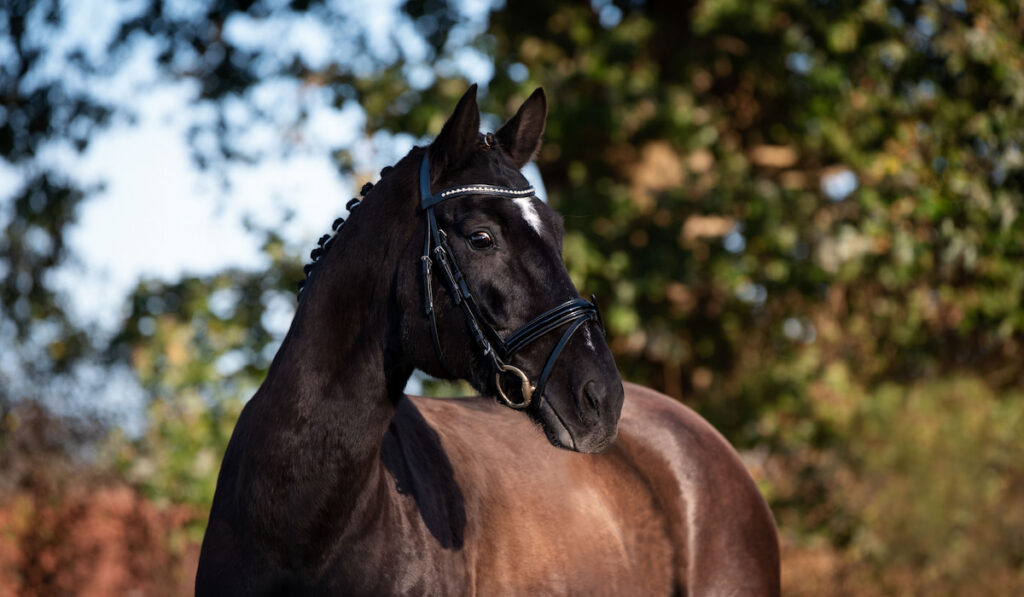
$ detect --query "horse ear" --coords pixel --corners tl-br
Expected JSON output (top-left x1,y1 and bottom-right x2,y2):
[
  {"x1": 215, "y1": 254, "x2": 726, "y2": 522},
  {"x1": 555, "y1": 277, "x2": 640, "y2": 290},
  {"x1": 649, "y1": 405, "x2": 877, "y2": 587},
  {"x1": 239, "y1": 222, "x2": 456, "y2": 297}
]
[
  {"x1": 429, "y1": 84, "x2": 481, "y2": 181},
  {"x1": 495, "y1": 87, "x2": 547, "y2": 169}
]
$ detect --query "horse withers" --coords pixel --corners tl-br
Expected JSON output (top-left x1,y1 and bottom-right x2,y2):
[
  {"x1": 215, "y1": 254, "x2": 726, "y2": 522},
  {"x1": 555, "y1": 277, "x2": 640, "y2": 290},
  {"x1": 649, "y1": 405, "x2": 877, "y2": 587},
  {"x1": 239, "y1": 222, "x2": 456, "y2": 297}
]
[{"x1": 196, "y1": 85, "x2": 780, "y2": 595}]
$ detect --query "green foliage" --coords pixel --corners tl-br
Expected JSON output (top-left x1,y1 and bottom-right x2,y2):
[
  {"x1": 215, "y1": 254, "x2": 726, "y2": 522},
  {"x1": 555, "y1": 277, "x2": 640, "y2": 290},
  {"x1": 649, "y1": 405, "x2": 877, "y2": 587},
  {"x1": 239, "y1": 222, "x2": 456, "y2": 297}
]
[
  {"x1": 1, "y1": 0, "x2": 114, "y2": 416},
  {"x1": 846, "y1": 379, "x2": 1024, "y2": 591},
  {"x1": 482, "y1": 1, "x2": 1024, "y2": 428},
  {"x1": 104, "y1": 232, "x2": 300, "y2": 515},
  {"x1": 770, "y1": 373, "x2": 1024, "y2": 593}
]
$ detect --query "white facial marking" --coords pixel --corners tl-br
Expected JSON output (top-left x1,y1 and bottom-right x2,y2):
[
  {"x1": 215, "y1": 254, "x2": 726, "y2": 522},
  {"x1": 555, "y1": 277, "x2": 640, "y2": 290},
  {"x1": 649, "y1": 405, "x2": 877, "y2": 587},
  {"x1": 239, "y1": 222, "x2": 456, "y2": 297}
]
[
  {"x1": 583, "y1": 326, "x2": 596, "y2": 350},
  {"x1": 513, "y1": 197, "x2": 542, "y2": 235}
]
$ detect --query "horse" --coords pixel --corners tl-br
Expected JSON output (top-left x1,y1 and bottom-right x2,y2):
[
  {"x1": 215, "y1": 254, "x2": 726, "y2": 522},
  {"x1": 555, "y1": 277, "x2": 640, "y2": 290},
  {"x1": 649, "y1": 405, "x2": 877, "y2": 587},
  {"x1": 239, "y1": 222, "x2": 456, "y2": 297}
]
[{"x1": 196, "y1": 85, "x2": 780, "y2": 595}]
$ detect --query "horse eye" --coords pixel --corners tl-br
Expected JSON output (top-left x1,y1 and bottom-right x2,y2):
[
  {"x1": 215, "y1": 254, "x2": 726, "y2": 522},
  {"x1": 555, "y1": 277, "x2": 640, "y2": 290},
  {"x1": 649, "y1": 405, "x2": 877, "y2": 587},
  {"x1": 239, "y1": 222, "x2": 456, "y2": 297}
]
[{"x1": 469, "y1": 231, "x2": 494, "y2": 249}]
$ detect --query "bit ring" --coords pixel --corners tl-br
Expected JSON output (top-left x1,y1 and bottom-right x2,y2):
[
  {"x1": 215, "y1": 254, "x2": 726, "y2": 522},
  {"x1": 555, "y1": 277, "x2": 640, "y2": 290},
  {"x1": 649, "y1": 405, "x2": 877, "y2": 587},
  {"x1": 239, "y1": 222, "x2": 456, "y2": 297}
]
[{"x1": 495, "y1": 363, "x2": 534, "y2": 410}]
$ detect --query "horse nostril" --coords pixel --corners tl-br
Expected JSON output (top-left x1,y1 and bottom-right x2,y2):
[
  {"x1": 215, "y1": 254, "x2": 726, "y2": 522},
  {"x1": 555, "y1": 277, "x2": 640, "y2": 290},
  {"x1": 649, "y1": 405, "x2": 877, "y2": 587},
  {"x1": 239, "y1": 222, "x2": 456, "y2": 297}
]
[{"x1": 583, "y1": 380, "x2": 602, "y2": 412}]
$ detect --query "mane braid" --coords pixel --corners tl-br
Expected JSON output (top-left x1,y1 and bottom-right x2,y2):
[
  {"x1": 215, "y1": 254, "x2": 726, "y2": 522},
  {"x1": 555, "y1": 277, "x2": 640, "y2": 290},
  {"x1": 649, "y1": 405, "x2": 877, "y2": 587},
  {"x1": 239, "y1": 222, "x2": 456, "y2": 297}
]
[{"x1": 295, "y1": 175, "x2": 382, "y2": 301}]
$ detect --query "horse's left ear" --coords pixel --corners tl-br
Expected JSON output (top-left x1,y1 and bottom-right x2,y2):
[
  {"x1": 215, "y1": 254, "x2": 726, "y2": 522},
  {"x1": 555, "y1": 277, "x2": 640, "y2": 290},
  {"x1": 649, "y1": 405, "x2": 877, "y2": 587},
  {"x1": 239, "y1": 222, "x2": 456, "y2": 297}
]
[
  {"x1": 495, "y1": 87, "x2": 547, "y2": 168},
  {"x1": 430, "y1": 84, "x2": 482, "y2": 182}
]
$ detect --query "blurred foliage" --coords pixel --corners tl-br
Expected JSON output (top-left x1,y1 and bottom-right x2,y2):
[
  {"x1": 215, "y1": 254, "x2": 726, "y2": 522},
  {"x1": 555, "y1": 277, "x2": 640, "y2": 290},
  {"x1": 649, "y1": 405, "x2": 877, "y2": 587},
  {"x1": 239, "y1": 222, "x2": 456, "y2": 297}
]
[
  {"x1": 0, "y1": 32, "x2": 108, "y2": 517},
  {"x1": 771, "y1": 373, "x2": 1024, "y2": 594},
  {"x1": 3, "y1": 0, "x2": 1024, "y2": 593},
  {"x1": 480, "y1": 0, "x2": 1024, "y2": 433},
  {"x1": 843, "y1": 378, "x2": 1024, "y2": 592},
  {"x1": 1, "y1": 0, "x2": 110, "y2": 439},
  {"x1": 104, "y1": 230, "x2": 299, "y2": 518}
]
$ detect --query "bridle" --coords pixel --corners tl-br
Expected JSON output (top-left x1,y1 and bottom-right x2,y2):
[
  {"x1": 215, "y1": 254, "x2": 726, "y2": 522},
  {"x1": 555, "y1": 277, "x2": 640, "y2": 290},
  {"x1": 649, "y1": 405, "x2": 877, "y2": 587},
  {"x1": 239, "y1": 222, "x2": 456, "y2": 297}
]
[{"x1": 418, "y1": 150, "x2": 604, "y2": 410}]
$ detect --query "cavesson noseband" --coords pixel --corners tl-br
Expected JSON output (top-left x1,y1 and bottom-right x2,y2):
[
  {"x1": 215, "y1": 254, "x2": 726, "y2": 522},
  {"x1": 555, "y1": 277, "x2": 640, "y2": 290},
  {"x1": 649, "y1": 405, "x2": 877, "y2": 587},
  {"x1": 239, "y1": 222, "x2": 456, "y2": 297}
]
[{"x1": 419, "y1": 151, "x2": 604, "y2": 410}]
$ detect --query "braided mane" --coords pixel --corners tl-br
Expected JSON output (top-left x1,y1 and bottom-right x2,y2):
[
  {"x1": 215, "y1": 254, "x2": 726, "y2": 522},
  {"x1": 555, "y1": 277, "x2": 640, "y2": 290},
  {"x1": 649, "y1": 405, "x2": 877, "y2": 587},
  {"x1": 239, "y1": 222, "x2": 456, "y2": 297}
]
[
  {"x1": 298, "y1": 133, "x2": 498, "y2": 300},
  {"x1": 297, "y1": 166, "x2": 394, "y2": 300}
]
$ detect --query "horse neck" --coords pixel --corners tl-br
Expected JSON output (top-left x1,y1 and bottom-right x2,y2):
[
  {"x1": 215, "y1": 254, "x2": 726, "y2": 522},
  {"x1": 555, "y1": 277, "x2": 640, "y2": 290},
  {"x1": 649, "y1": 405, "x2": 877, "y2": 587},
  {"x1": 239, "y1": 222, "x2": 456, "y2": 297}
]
[{"x1": 241, "y1": 188, "x2": 416, "y2": 537}]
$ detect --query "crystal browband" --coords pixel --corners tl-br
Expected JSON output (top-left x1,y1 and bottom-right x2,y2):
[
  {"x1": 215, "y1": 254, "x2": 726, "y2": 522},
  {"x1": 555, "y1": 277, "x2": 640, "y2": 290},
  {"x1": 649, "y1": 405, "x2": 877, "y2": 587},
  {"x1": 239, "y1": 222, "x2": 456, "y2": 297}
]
[
  {"x1": 419, "y1": 158, "x2": 536, "y2": 209},
  {"x1": 440, "y1": 185, "x2": 535, "y2": 198}
]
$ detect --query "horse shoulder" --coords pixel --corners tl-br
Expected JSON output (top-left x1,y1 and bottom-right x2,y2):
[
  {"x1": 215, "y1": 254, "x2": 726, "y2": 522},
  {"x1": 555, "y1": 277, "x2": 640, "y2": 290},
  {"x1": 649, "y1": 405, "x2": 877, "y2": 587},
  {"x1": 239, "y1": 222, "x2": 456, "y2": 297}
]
[
  {"x1": 197, "y1": 399, "x2": 312, "y2": 594},
  {"x1": 616, "y1": 382, "x2": 781, "y2": 596}
]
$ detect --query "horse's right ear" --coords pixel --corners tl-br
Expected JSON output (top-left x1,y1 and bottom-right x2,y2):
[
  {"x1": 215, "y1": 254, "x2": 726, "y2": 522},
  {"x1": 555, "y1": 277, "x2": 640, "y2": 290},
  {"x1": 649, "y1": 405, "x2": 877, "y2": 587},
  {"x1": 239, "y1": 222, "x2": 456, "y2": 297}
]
[
  {"x1": 495, "y1": 87, "x2": 547, "y2": 168},
  {"x1": 429, "y1": 84, "x2": 481, "y2": 182}
]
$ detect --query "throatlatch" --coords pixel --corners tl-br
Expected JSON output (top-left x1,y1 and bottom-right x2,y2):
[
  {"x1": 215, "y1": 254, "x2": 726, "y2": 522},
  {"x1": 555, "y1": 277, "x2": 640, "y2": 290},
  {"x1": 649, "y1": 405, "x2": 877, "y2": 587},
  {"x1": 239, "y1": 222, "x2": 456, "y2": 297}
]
[{"x1": 418, "y1": 151, "x2": 604, "y2": 410}]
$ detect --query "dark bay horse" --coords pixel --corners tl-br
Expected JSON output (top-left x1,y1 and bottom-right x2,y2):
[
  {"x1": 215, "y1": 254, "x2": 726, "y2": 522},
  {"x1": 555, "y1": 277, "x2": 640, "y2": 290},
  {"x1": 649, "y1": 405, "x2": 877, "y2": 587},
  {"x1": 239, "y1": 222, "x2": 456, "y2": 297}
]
[{"x1": 196, "y1": 86, "x2": 780, "y2": 595}]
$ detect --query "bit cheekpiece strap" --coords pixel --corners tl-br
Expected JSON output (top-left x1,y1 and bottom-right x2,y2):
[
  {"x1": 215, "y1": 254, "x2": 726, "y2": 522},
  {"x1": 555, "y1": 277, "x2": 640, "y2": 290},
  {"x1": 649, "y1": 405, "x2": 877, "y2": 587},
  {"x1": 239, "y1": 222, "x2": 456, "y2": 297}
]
[{"x1": 418, "y1": 152, "x2": 604, "y2": 410}]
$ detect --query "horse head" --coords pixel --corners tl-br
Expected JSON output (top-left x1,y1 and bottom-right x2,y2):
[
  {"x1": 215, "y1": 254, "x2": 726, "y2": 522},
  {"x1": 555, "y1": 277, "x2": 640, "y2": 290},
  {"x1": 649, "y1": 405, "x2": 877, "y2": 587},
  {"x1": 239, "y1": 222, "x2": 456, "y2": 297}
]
[{"x1": 391, "y1": 85, "x2": 624, "y2": 453}]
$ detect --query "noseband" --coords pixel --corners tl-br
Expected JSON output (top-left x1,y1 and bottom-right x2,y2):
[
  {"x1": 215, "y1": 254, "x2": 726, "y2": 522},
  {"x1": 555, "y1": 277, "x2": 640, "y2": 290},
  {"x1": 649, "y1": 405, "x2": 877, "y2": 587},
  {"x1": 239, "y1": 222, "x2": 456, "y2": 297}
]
[{"x1": 419, "y1": 152, "x2": 604, "y2": 410}]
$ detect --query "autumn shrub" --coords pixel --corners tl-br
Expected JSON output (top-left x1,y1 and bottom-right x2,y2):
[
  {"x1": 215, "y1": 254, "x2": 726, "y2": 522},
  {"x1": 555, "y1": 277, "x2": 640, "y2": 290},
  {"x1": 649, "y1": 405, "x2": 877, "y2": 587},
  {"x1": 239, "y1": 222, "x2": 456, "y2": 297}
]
[{"x1": 773, "y1": 373, "x2": 1024, "y2": 594}]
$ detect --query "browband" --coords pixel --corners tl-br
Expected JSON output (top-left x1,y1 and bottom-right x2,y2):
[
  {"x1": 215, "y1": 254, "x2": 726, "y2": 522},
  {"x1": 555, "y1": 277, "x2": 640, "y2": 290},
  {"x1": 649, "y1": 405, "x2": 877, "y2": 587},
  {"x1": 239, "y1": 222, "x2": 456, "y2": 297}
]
[{"x1": 419, "y1": 153, "x2": 535, "y2": 210}]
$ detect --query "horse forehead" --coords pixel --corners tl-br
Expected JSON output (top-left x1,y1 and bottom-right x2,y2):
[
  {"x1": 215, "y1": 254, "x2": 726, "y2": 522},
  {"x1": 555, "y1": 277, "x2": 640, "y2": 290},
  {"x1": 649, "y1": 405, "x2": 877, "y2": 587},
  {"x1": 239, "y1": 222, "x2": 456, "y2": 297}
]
[
  {"x1": 462, "y1": 153, "x2": 547, "y2": 236},
  {"x1": 473, "y1": 198, "x2": 548, "y2": 239},
  {"x1": 513, "y1": 196, "x2": 543, "y2": 235},
  {"x1": 488, "y1": 159, "x2": 547, "y2": 235}
]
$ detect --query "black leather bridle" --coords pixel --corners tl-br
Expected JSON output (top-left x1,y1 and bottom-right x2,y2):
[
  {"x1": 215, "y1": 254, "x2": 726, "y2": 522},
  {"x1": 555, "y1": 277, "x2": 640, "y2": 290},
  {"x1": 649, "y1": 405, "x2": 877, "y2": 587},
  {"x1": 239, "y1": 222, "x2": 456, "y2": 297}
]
[{"x1": 418, "y1": 151, "x2": 604, "y2": 410}]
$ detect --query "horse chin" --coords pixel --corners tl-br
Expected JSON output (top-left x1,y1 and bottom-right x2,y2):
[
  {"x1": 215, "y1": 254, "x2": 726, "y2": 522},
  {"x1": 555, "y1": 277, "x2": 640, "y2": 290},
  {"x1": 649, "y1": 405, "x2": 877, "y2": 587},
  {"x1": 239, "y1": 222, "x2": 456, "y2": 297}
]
[
  {"x1": 535, "y1": 397, "x2": 577, "y2": 451},
  {"x1": 533, "y1": 397, "x2": 617, "y2": 454},
  {"x1": 574, "y1": 427, "x2": 617, "y2": 454}
]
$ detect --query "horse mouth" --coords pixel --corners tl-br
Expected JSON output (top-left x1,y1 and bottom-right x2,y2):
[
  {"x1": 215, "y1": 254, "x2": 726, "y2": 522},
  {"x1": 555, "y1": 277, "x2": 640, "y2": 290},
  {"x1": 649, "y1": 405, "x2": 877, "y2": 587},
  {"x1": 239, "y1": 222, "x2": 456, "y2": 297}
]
[{"x1": 535, "y1": 397, "x2": 577, "y2": 451}]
